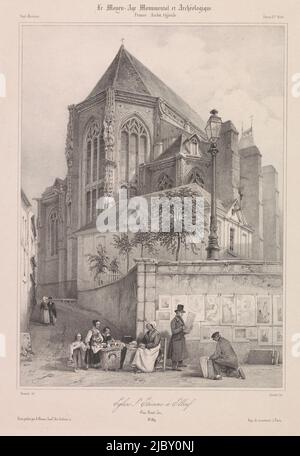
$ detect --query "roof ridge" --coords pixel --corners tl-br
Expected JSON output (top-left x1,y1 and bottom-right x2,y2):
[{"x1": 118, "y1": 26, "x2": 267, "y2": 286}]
[
  {"x1": 123, "y1": 48, "x2": 152, "y2": 96},
  {"x1": 112, "y1": 45, "x2": 123, "y2": 87}
]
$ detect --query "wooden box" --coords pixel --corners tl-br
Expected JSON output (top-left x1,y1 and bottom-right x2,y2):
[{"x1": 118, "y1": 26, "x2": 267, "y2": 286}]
[{"x1": 100, "y1": 347, "x2": 121, "y2": 371}]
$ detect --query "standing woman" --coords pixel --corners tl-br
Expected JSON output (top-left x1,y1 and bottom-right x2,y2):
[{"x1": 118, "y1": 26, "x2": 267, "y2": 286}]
[
  {"x1": 168, "y1": 304, "x2": 188, "y2": 370},
  {"x1": 85, "y1": 320, "x2": 103, "y2": 369},
  {"x1": 40, "y1": 296, "x2": 50, "y2": 325}
]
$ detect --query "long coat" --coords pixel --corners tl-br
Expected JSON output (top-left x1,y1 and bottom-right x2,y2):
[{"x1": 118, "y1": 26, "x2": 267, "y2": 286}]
[
  {"x1": 167, "y1": 315, "x2": 188, "y2": 362},
  {"x1": 48, "y1": 301, "x2": 57, "y2": 324},
  {"x1": 210, "y1": 337, "x2": 238, "y2": 368}
]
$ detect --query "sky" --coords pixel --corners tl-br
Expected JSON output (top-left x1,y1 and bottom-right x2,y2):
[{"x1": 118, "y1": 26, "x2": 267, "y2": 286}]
[{"x1": 21, "y1": 25, "x2": 285, "y2": 206}]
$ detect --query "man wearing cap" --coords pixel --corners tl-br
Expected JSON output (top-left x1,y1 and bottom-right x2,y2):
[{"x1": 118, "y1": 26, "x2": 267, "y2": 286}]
[
  {"x1": 168, "y1": 304, "x2": 189, "y2": 371},
  {"x1": 209, "y1": 331, "x2": 246, "y2": 380}
]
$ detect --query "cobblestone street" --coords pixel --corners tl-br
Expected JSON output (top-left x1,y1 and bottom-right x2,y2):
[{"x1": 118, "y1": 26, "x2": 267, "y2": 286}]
[{"x1": 20, "y1": 302, "x2": 283, "y2": 389}]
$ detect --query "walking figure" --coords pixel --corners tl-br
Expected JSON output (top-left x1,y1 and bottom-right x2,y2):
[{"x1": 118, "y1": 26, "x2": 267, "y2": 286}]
[{"x1": 48, "y1": 297, "x2": 57, "y2": 326}]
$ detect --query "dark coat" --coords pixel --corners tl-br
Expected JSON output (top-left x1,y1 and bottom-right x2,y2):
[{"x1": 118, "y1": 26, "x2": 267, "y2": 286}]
[
  {"x1": 48, "y1": 301, "x2": 57, "y2": 318},
  {"x1": 142, "y1": 329, "x2": 161, "y2": 349},
  {"x1": 210, "y1": 337, "x2": 238, "y2": 367},
  {"x1": 102, "y1": 333, "x2": 113, "y2": 343},
  {"x1": 40, "y1": 301, "x2": 48, "y2": 311},
  {"x1": 167, "y1": 315, "x2": 188, "y2": 362}
]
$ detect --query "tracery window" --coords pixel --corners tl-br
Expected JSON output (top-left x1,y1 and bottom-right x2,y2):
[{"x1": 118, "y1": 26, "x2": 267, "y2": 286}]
[
  {"x1": 229, "y1": 227, "x2": 235, "y2": 252},
  {"x1": 157, "y1": 173, "x2": 174, "y2": 191},
  {"x1": 120, "y1": 117, "x2": 149, "y2": 188},
  {"x1": 187, "y1": 168, "x2": 204, "y2": 187},
  {"x1": 85, "y1": 120, "x2": 105, "y2": 223},
  {"x1": 48, "y1": 209, "x2": 59, "y2": 256}
]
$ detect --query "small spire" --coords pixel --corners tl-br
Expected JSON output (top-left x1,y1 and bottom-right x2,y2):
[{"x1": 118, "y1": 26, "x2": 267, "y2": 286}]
[
  {"x1": 250, "y1": 114, "x2": 253, "y2": 130},
  {"x1": 239, "y1": 116, "x2": 255, "y2": 149},
  {"x1": 121, "y1": 38, "x2": 125, "y2": 47}
]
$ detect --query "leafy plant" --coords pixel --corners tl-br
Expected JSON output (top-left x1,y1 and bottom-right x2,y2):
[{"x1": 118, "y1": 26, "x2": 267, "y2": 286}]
[
  {"x1": 131, "y1": 231, "x2": 158, "y2": 257},
  {"x1": 112, "y1": 233, "x2": 134, "y2": 272},
  {"x1": 109, "y1": 257, "x2": 120, "y2": 274},
  {"x1": 154, "y1": 186, "x2": 203, "y2": 261},
  {"x1": 88, "y1": 244, "x2": 119, "y2": 282}
]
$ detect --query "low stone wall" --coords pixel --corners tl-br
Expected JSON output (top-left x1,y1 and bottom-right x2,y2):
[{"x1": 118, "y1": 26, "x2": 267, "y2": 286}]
[
  {"x1": 135, "y1": 259, "x2": 283, "y2": 364},
  {"x1": 78, "y1": 267, "x2": 137, "y2": 338}
]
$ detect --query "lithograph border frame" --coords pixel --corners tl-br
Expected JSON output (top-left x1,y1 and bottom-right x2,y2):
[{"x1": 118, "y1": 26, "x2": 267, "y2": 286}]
[{"x1": 17, "y1": 21, "x2": 287, "y2": 391}]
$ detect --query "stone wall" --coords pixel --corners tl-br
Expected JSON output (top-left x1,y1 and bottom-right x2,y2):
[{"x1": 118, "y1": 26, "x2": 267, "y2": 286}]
[
  {"x1": 135, "y1": 259, "x2": 283, "y2": 364},
  {"x1": 36, "y1": 279, "x2": 77, "y2": 301},
  {"x1": 263, "y1": 165, "x2": 280, "y2": 261},
  {"x1": 78, "y1": 266, "x2": 138, "y2": 338},
  {"x1": 240, "y1": 145, "x2": 264, "y2": 259}
]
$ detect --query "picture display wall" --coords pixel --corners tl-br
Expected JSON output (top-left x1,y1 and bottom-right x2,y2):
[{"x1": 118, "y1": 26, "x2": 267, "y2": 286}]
[{"x1": 156, "y1": 294, "x2": 283, "y2": 345}]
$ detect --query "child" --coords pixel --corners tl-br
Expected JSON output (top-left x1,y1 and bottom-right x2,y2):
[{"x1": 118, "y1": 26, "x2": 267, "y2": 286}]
[{"x1": 69, "y1": 333, "x2": 87, "y2": 372}]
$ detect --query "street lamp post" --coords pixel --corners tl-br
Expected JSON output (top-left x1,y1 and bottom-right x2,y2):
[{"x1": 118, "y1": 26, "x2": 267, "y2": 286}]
[{"x1": 205, "y1": 109, "x2": 222, "y2": 260}]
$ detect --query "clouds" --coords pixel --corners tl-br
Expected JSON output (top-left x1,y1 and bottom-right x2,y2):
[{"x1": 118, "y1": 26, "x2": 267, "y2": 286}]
[{"x1": 21, "y1": 25, "x2": 284, "y2": 203}]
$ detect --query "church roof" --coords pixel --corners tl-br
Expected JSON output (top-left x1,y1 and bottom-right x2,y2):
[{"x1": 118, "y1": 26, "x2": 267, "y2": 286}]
[
  {"x1": 154, "y1": 135, "x2": 184, "y2": 162},
  {"x1": 86, "y1": 45, "x2": 206, "y2": 131}
]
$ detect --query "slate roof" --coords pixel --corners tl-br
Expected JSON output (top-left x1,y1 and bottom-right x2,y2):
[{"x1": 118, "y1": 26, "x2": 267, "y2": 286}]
[
  {"x1": 153, "y1": 135, "x2": 184, "y2": 162},
  {"x1": 86, "y1": 45, "x2": 206, "y2": 131}
]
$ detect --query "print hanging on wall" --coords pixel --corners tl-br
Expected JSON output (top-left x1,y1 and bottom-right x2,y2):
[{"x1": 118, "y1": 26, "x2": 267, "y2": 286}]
[
  {"x1": 258, "y1": 326, "x2": 273, "y2": 345},
  {"x1": 221, "y1": 295, "x2": 236, "y2": 324},
  {"x1": 246, "y1": 327, "x2": 258, "y2": 340},
  {"x1": 273, "y1": 326, "x2": 283, "y2": 345},
  {"x1": 273, "y1": 295, "x2": 283, "y2": 325},
  {"x1": 186, "y1": 295, "x2": 205, "y2": 321},
  {"x1": 236, "y1": 295, "x2": 256, "y2": 326},
  {"x1": 204, "y1": 295, "x2": 220, "y2": 324},
  {"x1": 158, "y1": 295, "x2": 171, "y2": 310},
  {"x1": 233, "y1": 327, "x2": 247, "y2": 342},
  {"x1": 257, "y1": 295, "x2": 272, "y2": 324}
]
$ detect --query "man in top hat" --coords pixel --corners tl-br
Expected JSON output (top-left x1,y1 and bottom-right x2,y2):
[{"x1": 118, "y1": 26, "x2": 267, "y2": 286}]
[
  {"x1": 168, "y1": 304, "x2": 189, "y2": 371},
  {"x1": 209, "y1": 332, "x2": 246, "y2": 380}
]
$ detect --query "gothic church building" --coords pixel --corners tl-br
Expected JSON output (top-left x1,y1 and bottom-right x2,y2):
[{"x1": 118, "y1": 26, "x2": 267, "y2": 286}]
[{"x1": 36, "y1": 45, "x2": 281, "y2": 298}]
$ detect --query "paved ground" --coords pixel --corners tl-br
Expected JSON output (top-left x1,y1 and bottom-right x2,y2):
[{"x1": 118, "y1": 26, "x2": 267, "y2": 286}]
[{"x1": 20, "y1": 302, "x2": 283, "y2": 388}]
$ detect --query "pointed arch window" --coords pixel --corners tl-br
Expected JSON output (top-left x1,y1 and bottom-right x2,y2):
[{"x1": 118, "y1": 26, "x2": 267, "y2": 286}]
[
  {"x1": 120, "y1": 117, "x2": 149, "y2": 188},
  {"x1": 48, "y1": 209, "x2": 59, "y2": 256},
  {"x1": 190, "y1": 138, "x2": 199, "y2": 156},
  {"x1": 157, "y1": 173, "x2": 174, "y2": 191},
  {"x1": 85, "y1": 120, "x2": 105, "y2": 223},
  {"x1": 187, "y1": 168, "x2": 204, "y2": 188}
]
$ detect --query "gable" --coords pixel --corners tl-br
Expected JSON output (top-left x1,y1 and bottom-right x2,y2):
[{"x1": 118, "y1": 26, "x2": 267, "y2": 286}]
[
  {"x1": 85, "y1": 46, "x2": 206, "y2": 132},
  {"x1": 226, "y1": 200, "x2": 249, "y2": 226}
]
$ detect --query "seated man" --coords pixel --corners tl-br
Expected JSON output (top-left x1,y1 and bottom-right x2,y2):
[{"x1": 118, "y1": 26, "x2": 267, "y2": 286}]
[
  {"x1": 209, "y1": 332, "x2": 246, "y2": 380},
  {"x1": 131, "y1": 322, "x2": 161, "y2": 373}
]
